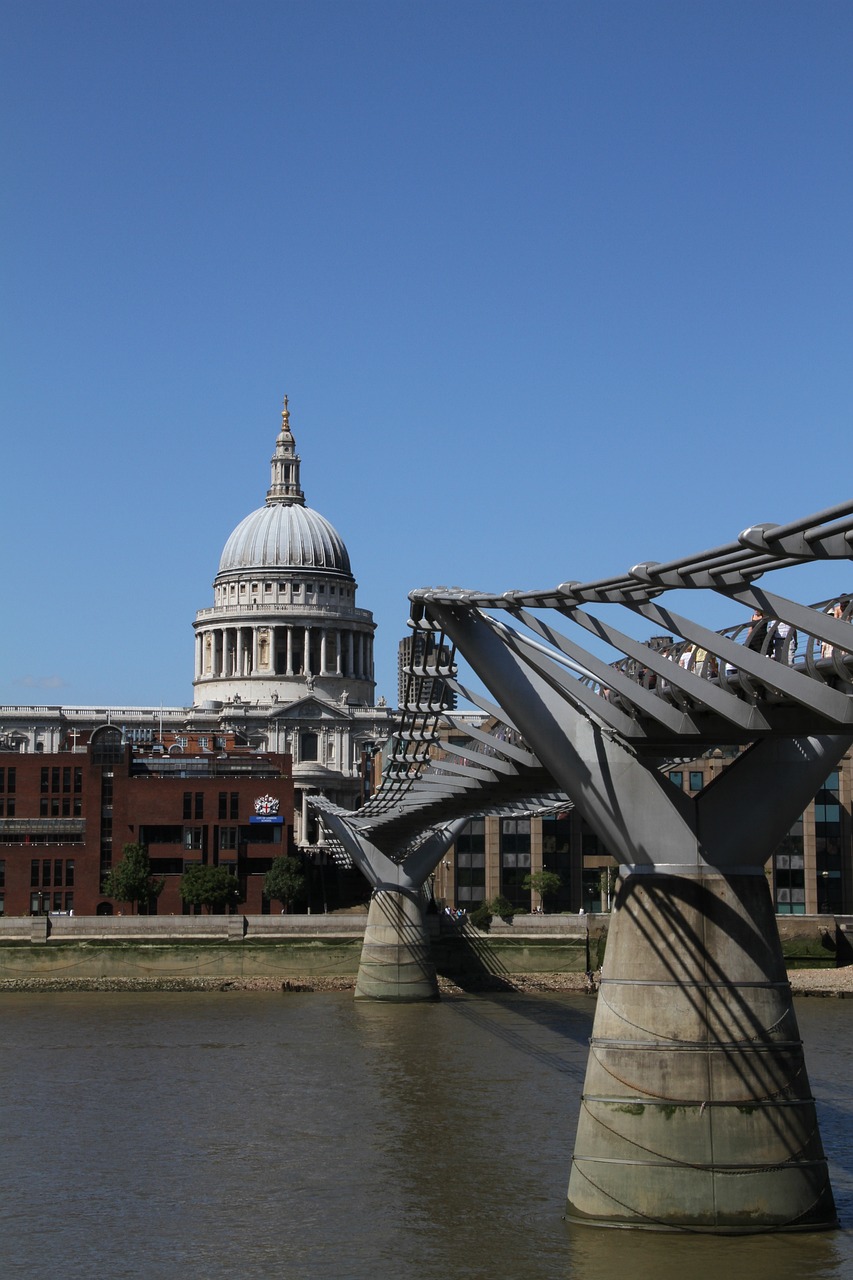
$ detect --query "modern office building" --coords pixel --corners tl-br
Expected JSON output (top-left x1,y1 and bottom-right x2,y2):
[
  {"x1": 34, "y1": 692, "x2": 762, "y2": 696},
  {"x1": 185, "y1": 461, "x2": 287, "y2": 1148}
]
[{"x1": 431, "y1": 745, "x2": 853, "y2": 917}]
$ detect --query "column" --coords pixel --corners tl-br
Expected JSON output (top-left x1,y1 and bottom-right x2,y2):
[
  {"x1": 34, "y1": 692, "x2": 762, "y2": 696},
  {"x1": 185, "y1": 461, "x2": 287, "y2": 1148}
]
[
  {"x1": 286, "y1": 626, "x2": 294, "y2": 676},
  {"x1": 335, "y1": 630, "x2": 343, "y2": 675},
  {"x1": 303, "y1": 627, "x2": 311, "y2": 675},
  {"x1": 347, "y1": 632, "x2": 354, "y2": 678},
  {"x1": 320, "y1": 628, "x2": 328, "y2": 676},
  {"x1": 236, "y1": 629, "x2": 244, "y2": 678}
]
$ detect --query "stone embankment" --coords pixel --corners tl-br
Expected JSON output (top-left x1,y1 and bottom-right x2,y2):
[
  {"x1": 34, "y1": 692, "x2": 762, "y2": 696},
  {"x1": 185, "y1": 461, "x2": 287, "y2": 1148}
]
[{"x1": 2, "y1": 968, "x2": 849, "y2": 995}]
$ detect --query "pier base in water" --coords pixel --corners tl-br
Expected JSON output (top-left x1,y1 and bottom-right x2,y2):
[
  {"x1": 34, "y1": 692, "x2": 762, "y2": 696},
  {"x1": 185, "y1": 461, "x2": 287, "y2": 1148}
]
[
  {"x1": 567, "y1": 869, "x2": 837, "y2": 1233},
  {"x1": 354, "y1": 889, "x2": 439, "y2": 1002}
]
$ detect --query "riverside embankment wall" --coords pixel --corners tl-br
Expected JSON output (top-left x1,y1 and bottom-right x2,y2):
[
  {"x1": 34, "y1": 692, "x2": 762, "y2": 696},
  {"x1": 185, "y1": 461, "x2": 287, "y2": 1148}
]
[{"x1": 0, "y1": 913, "x2": 847, "y2": 983}]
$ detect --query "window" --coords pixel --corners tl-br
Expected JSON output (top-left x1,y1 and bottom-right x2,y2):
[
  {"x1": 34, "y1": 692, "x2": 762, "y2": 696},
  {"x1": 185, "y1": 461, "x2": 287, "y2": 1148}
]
[
  {"x1": 500, "y1": 819, "x2": 531, "y2": 906},
  {"x1": 455, "y1": 820, "x2": 486, "y2": 905},
  {"x1": 220, "y1": 827, "x2": 238, "y2": 850},
  {"x1": 195, "y1": 792, "x2": 204, "y2": 820},
  {"x1": 31, "y1": 861, "x2": 39, "y2": 888},
  {"x1": 42, "y1": 860, "x2": 51, "y2": 887},
  {"x1": 40, "y1": 767, "x2": 49, "y2": 793},
  {"x1": 218, "y1": 792, "x2": 228, "y2": 819},
  {"x1": 689, "y1": 771, "x2": 704, "y2": 792},
  {"x1": 668, "y1": 771, "x2": 683, "y2": 788},
  {"x1": 0, "y1": 860, "x2": 5, "y2": 888},
  {"x1": 65, "y1": 860, "x2": 75, "y2": 887},
  {"x1": 184, "y1": 828, "x2": 203, "y2": 850},
  {"x1": 230, "y1": 792, "x2": 239, "y2": 819}
]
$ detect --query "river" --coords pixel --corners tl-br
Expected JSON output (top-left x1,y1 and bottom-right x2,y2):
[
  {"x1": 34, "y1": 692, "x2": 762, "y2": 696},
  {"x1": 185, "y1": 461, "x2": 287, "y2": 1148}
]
[{"x1": 1, "y1": 991, "x2": 852, "y2": 1279}]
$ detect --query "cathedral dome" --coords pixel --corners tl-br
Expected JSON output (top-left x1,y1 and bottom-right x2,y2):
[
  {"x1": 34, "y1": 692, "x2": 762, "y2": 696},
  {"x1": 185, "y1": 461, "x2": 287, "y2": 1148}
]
[
  {"x1": 218, "y1": 502, "x2": 351, "y2": 575},
  {"x1": 216, "y1": 395, "x2": 352, "y2": 579}
]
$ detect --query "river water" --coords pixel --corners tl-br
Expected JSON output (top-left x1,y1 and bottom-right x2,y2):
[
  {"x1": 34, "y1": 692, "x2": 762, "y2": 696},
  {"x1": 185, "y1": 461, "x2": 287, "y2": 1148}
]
[{"x1": 1, "y1": 991, "x2": 852, "y2": 1279}]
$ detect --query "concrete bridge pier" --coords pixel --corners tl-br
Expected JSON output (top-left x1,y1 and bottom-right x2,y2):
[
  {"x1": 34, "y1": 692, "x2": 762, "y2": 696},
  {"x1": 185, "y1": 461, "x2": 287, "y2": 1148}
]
[
  {"x1": 567, "y1": 864, "x2": 836, "y2": 1232},
  {"x1": 356, "y1": 885, "x2": 438, "y2": 1002},
  {"x1": 315, "y1": 807, "x2": 467, "y2": 1001}
]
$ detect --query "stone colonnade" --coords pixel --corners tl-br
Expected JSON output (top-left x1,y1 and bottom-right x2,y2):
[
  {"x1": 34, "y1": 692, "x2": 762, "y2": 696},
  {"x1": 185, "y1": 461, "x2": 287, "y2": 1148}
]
[{"x1": 195, "y1": 624, "x2": 373, "y2": 682}]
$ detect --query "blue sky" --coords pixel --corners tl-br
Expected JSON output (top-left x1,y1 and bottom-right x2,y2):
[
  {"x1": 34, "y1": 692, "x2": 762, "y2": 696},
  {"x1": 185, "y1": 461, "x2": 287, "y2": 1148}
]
[{"x1": 2, "y1": 0, "x2": 852, "y2": 708}]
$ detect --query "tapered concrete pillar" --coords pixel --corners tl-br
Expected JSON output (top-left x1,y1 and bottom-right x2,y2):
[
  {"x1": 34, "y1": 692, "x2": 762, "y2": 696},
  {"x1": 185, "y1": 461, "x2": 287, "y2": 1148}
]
[
  {"x1": 315, "y1": 807, "x2": 469, "y2": 1003},
  {"x1": 567, "y1": 868, "x2": 836, "y2": 1232},
  {"x1": 354, "y1": 888, "x2": 439, "y2": 1002}
]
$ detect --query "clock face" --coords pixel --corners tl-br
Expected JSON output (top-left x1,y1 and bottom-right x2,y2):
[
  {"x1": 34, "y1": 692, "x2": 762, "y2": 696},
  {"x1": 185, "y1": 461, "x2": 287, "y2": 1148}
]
[{"x1": 254, "y1": 794, "x2": 280, "y2": 816}]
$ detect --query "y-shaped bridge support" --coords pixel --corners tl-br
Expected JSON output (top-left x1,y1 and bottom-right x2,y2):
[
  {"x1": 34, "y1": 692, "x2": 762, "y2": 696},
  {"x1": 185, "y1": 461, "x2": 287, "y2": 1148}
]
[
  {"x1": 430, "y1": 601, "x2": 851, "y2": 1232},
  {"x1": 319, "y1": 810, "x2": 467, "y2": 1001}
]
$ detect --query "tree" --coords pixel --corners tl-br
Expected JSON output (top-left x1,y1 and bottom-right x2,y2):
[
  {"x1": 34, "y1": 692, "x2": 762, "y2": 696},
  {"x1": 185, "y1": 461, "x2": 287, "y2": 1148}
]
[
  {"x1": 522, "y1": 869, "x2": 562, "y2": 911},
  {"x1": 179, "y1": 864, "x2": 241, "y2": 913},
  {"x1": 263, "y1": 856, "x2": 306, "y2": 913},
  {"x1": 101, "y1": 843, "x2": 165, "y2": 914}
]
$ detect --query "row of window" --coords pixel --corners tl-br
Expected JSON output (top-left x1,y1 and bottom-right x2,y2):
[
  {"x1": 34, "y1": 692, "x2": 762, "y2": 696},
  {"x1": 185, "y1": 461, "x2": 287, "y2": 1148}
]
[
  {"x1": 39, "y1": 797, "x2": 83, "y2": 817},
  {"x1": 182, "y1": 792, "x2": 241, "y2": 820},
  {"x1": 216, "y1": 581, "x2": 353, "y2": 602},
  {"x1": 40, "y1": 767, "x2": 83, "y2": 794},
  {"x1": 0, "y1": 768, "x2": 16, "y2": 793},
  {"x1": 30, "y1": 892, "x2": 73, "y2": 914},
  {"x1": 30, "y1": 859, "x2": 75, "y2": 888},
  {"x1": 668, "y1": 770, "x2": 705, "y2": 792}
]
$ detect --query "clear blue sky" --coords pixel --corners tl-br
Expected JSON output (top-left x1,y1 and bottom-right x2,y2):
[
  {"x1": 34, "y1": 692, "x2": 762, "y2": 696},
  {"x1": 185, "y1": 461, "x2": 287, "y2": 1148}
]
[{"x1": 2, "y1": 0, "x2": 852, "y2": 708}]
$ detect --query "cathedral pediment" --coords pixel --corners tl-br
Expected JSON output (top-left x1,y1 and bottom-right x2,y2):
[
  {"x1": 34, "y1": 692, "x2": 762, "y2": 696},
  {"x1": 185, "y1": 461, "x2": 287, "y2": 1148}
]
[{"x1": 271, "y1": 695, "x2": 352, "y2": 723}]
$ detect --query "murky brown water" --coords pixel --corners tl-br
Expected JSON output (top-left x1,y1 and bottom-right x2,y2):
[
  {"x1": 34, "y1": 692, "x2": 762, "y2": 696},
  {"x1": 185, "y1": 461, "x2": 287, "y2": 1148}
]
[{"x1": 0, "y1": 991, "x2": 851, "y2": 1278}]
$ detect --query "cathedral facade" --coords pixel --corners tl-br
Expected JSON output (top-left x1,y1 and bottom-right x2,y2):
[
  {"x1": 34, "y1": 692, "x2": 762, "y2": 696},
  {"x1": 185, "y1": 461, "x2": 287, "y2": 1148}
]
[{"x1": 0, "y1": 402, "x2": 395, "y2": 916}]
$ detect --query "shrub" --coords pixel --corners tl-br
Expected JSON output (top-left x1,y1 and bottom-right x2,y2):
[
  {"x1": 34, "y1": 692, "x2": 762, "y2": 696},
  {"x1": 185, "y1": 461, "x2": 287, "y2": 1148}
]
[
  {"x1": 468, "y1": 902, "x2": 493, "y2": 932},
  {"x1": 489, "y1": 894, "x2": 515, "y2": 922}
]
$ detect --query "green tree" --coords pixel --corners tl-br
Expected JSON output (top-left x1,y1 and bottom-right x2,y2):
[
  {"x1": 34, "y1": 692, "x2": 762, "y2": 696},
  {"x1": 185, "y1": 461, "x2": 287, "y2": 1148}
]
[
  {"x1": 522, "y1": 869, "x2": 562, "y2": 911},
  {"x1": 179, "y1": 864, "x2": 241, "y2": 913},
  {"x1": 263, "y1": 856, "x2": 306, "y2": 913},
  {"x1": 101, "y1": 843, "x2": 165, "y2": 915}
]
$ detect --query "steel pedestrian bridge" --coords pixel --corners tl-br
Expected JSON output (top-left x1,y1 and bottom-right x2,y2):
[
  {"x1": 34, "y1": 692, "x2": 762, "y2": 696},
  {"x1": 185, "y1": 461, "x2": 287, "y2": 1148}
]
[{"x1": 312, "y1": 498, "x2": 853, "y2": 1233}]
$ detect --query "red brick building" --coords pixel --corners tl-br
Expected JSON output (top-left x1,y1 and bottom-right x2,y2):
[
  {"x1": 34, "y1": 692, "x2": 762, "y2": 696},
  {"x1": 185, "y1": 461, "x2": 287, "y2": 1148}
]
[{"x1": 0, "y1": 725, "x2": 296, "y2": 916}]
